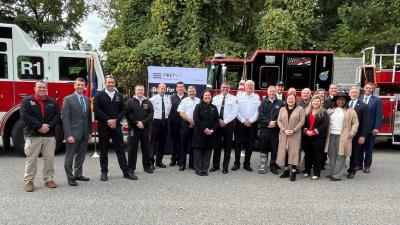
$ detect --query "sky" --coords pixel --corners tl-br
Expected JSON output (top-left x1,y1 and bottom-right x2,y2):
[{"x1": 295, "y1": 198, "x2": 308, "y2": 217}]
[{"x1": 76, "y1": 11, "x2": 108, "y2": 50}]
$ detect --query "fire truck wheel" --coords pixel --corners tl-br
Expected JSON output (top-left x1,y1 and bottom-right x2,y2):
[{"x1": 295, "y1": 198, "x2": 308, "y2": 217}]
[{"x1": 11, "y1": 119, "x2": 25, "y2": 156}]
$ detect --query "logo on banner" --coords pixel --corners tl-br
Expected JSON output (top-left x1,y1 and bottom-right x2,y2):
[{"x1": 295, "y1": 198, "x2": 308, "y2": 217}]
[
  {"x1": 319, "y1": 71, "x2": 329, "y2": 81},
  {"x1": 153, "y1": 73, "x2": 162, "y2": 79},
  {"x1": 152, "y1": 72, "x2": 180, "y2": 80}
]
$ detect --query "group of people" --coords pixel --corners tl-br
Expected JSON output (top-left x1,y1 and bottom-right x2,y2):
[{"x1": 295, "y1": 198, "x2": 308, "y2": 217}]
[{"x1": 20, "y1": 76, "x2": 382, "y2": 192}]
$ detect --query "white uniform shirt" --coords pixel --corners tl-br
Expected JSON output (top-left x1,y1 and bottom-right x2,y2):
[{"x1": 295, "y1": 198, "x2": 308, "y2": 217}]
[
  {"x1": 276, "y1": 93, "x2": 283, "y2": 101},
  {"x1": 150, "y1": 94, "x2": 172, "y2": 119},
  {"x1": 177, "y1": 96, "x2": 200, "y2": 121},
  {"x1": 212, "y1": 93, "x2": 238, "y2": 124},
  {"x1": 236, "y1": 92, "x2": 260, "y2": 123}
]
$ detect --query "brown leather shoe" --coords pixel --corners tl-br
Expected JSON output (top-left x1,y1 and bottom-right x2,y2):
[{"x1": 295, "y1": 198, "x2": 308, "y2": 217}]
[
  {"x1": 363, "y1": 167, "x2": 371, "y2": 173},
  {"x1": 24, "y1": 181, "x2": 34, "y2": 192},
  {"x1": 45, "y1": 180, "x2": 57, "y2": 188}
]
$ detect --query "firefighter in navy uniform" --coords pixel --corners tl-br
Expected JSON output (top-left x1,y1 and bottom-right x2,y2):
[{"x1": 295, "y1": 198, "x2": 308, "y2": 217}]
[
  {"x1": 126, "y1": 84, "x2": 154, "y2": 178},
  {"x1": 94, "y1": 75, "x2": 136, "y2": 181}
]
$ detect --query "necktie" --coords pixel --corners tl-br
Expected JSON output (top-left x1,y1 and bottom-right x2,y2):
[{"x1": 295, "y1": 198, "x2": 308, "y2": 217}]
[
  {"x1": 349, "y1": 101, "x2": 354, "y2": 108},
  {"x1": 80, "y1": 96, "x2": 86, "y2": 115},
  {"x1": 162, "y1": 96, "x2": 165, "y2": 120},
  {"x1": 219, "y1": 96, "x2": 225, "y2": 119},
  {"x1": 363, "y1": 96, "x2": 368, "y2": 104}
]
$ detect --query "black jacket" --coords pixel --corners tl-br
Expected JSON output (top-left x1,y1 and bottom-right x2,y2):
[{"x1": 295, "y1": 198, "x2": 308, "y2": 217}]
[
  {"x1": 94, "y1": 90, "x2": 126, "y2": 126},
  {"x1": 169, "y1": 93, "x2": 187, "y2": 123},
  {"x1": 353, "y1": 101, "x2": 369, "y2": 138},
  {"x1": 125, "y1": 97, "x2": 154, "y2": 130},
  {"x1": 192, "y1": 102, "x2": 219, "y2": 149},
  {"x1": 20, "y1": 95, "x2": 60, "y2": 137},
  {"x1": 258, "y1": 98, "x2": 284, "y2": 129},
  {"x1": 303, "y1": 110, "x2": 329, "y2": 138}
]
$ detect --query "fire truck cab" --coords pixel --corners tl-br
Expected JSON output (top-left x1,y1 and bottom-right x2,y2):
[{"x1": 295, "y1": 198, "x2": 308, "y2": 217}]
[
  {"x1": 360, "y1": 44, "x2": 400, "y2": 144},
  {"x1": 206, "y1": 50, "x2": 334, "y2": 97},
  {"x1": 0, "y1": 23, "x2": 105, "y2": 154}
]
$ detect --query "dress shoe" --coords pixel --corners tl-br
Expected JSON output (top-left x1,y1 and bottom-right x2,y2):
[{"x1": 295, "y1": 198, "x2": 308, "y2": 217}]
[
  {"x1": 150, "y1": 165, "x2": 156, "y2": 170},
  {"x1": 290, "y1": 171, "x2": 296, "y2": 181},
  {"x1": 100, "y1": 173, "x2": 108, "y2": 181},
  {"x1": 330, "y1": 177, "x2": 342, "y2": 181},
  {"x1": 270, "y1": 168, "x2": 279, "y2": 175},
  {"x1": 144, "y1": 168, "x2": 154, "y2": 174},
  {"x1": 75, "y1": 176, "x2": 90, "y2": 181},
  {"x1": 347, "y1": 173, "x2": 355, "y2": 179},
  {"x1": 156, "y1": 161, "x2": 167, "y2": 168},
  {"x1": 123, "y1": 173, "x2": 138, "y2": 180},
  {"x1": 243, "y1": 166, "x2": 253, "y2": 172},
  {"x1": 179, "y1": 166, "x2": 185, "y2": 171},
  {"x1": 68, "y1": 179, "x2": 78, "y2": 186},
  {"x1": 355, "y1": 166, "x2": 362, "y2": 171},
  {"x1": 170, "y1": 160, "x2": 177, "y2": 166},
  {"x1": 209, "y1": 167, "x2": 219, "y2": 172},
  {"x1": 45, "y1": 180, "x2": 57, "y2": 188},
  {"x1": 280, "y1": 170, "x2": 290, "y2": 178},
  {"x1": 326, "y1": 175, "x2": 332, "y2": 179},
  {"x1": 24, "y1": 181, "x2": 34, "y2": 192},
  {"x1": 222, "y1": 169, "x2": 228, "y2": 174},
  {"x1": 363, "y1": 167, "x2": 371, "y2": 173},
  {"x1": 231, "y1": 164, "x2": 240, "y2": 171}
]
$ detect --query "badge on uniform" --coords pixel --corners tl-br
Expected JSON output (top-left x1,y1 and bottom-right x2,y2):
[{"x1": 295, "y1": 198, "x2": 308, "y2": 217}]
[
  {"x1": 130, "y1": 130, "x2": 134, "y2": 137},
  {"x1": 275, "y1": 105, "x2": 280, "y2": 108},
  {"x1": 115, "y1": 96, "x2": 120, "y2": 102},
  {"x1": 30, "y1": 101, "x2": 36, "y2": 106},
  {"x1": 143, "y1": 104, "x2": 149, "y2": 110}
]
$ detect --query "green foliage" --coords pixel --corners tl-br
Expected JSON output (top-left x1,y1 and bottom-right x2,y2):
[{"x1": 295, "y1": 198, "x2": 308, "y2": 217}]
[{"x1": 0, "y1": 0, "x2": 87, "y2": 46}]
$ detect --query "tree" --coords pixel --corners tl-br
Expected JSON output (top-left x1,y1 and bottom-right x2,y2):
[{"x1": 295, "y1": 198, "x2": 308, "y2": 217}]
[{"x1": 0, "y1": 0, "x2": 88, "y2": 46}]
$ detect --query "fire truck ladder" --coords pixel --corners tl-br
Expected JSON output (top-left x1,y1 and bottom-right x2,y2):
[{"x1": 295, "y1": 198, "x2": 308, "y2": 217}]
[{"x1": 361, "y1": 47, "x2": 377, "y2": 87}]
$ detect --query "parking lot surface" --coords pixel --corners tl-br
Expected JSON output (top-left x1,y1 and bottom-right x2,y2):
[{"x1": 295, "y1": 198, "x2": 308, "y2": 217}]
[{"x1": 0, "y1": 144, "x2": 399, "y2": 225}]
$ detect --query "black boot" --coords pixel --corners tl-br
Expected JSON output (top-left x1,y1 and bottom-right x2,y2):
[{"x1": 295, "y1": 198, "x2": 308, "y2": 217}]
[
  {"x1": 280, "y1": 170, "x2": 290, "y2": 178},
  {"x1": 290, "y1": 170, "x2": 296, "y2": 181}
]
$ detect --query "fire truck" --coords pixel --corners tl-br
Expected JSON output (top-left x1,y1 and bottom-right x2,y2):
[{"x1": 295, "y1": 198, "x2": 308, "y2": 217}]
[
  {"x1": 206, "y1": 50, "x2": 334, "y2": 97},
  {"x1": 360, "y1": 44, "x2": 400, "y2": 145},
  {"x1": 0, "y1": 23, "x2": 105, "y2": 154},
  {"x1": 205, "y1": 48, "x2": 400, "y2": 145}
]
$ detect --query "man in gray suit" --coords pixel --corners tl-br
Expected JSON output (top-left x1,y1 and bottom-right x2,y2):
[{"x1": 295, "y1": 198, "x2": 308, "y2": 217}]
[{"x1": 62, "y1": 77, "x2": 91, "y2": 186}]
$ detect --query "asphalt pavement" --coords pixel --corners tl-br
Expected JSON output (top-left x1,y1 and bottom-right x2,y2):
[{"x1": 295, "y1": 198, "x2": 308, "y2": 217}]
[{"x1": 0, "y1": 144, "x2": 399, "y2": 225}]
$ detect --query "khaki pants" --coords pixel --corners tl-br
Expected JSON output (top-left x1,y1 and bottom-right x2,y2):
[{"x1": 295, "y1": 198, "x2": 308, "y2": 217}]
[{"x1": 24, "y1": 137, "x2": 56, "y2": 182}]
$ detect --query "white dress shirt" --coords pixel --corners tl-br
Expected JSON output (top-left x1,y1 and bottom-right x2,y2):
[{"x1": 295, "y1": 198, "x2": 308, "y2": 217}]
[
  {"x1": 276, "y1": 93, "x2": 283, "y2": 101},
  {"x1": 363, "y1": 95, "x2": 371, "y2": 104},
  {"x1": 330, "y1": 107, "x2": 344, "y2": 135},
  {"x1": 105, "y1": 89, "x2": 115, "y2": 100},
  {"x1": 150, "y1": 94, "x2": 172, "y2": 119},
  {"x1": 177, "y1": 97, "x2": 200, "y2": 120},
  {"x1": 236, "y1": 92, "x2": 261, "y2": 123},
  {"x1": 212, "y1": 93, "x2": 238, "y2": 124}
]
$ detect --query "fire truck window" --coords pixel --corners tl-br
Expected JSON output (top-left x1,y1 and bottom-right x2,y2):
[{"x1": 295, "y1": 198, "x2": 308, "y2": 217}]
[
  {"x1": 59, "y1": 57, "x2": 87, "y2": 81},
  {"x1": 0, "y1": 42, "x2": 6, "y2": 51},
  {"x1": 259, "y1": 66, "x2": 279, "y2": 89},
  {"x1": 17, "y1": 56, "x2": 44, "y2": 80},
  {"x1": 225, "y1": 71, "x2": 239, "y2": 89},
  {"x1": 0, "y1": 54, "x2": 7, "y2": 79}
]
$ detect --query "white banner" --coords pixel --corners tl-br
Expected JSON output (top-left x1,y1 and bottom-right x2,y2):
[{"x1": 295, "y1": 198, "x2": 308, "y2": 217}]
[{"x1": 148, "y1": 66, "x2": 207, "y2": 85}]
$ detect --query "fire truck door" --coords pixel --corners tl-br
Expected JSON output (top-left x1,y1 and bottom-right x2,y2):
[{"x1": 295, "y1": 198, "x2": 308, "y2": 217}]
[
  {"x1": 283, "y1": 56, "x2": 313, "y2": 90},
  {"x1": 0, "y1": 38, "x2": 14, "y2": 112}
]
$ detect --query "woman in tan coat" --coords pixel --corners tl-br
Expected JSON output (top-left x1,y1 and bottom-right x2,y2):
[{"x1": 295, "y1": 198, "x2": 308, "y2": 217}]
[
  {"x1": 325, "y1": 91, "x2": 359, "y2": 181},
  {"x1": 277, "y1": 94, "x2": 305, "y2": 181}
]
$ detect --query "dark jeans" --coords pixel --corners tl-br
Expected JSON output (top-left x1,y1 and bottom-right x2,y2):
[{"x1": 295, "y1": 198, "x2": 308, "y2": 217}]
[
  {"x1": 212, "y1": 122, "x2": 234, "y2": 170},
  {"x1": 127, "y1": 128, "x2": 151, "y2": 171},
  {"x1": 193, "y1": 148, "x2": 212, "y2": 174},
  {"x1": 234, "y1": 121, "x2": 257, "y2": 167},
  {"x1": 358, "y1": 133, "x2": 374, "y2": 168},
  {"x1": 98, "y1": 124, "x2": 128, "y2": 175},
  {"x1": 179, "y1": 123, "x2": 194, "y2": 168},
  {"x1": 303, "y1": 136, "x2": 325, "y2": 177},
  {"x1": 149, "y1": 119, "x2": 168, "y2": 164},
  {"x1": 259, "y1": 128, "x2": 279, "y2": 169},
  {"x1": 170, "y1": 122, "x2": 181, "y2": 162}
]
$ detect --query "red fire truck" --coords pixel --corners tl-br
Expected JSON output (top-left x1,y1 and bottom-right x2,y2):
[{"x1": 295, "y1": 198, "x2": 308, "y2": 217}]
[
  {"x1": 0, "y1": 23, "x2": 105, "y2": 154},
  {"x1": 205, "y1": 50, "x2": 334, "y2": 97},
  {"x1": 360, "y1": 44, "x2": 400, "y2": 145}
]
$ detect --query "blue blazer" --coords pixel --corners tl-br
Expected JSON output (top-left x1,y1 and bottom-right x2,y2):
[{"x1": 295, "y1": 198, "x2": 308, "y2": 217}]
[{"x1": 359, "y1": 95, "x2": 383, "y2": 132}]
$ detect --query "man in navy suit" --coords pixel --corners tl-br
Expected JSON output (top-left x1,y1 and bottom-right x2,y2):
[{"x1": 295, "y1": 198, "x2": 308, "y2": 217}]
[
  {"x1": 347, "y1": 86, "x2": 369, "y2": 179},
  {"x1": 358, "y1": 82, "x2": 383, "y2": 173}
]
